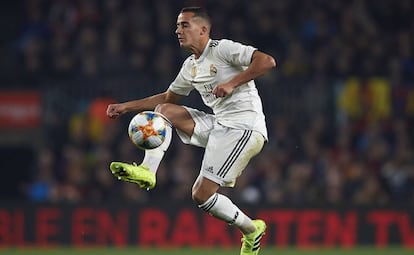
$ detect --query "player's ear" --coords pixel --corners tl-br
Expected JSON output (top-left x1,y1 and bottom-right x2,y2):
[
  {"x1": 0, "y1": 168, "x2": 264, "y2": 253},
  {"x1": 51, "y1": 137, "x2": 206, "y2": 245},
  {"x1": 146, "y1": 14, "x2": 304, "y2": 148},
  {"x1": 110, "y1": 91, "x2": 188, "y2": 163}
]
[{"x1": 201, "y1": 25, "x2": 209, "y2": 35}]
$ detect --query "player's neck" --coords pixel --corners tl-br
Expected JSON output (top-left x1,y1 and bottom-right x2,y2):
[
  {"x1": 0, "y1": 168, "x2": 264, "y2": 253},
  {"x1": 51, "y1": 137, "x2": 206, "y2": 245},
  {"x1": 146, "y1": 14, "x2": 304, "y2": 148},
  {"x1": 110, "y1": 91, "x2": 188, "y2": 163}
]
[{"x1": 191, "y1": 37, "x2": 210, "y2": 59}]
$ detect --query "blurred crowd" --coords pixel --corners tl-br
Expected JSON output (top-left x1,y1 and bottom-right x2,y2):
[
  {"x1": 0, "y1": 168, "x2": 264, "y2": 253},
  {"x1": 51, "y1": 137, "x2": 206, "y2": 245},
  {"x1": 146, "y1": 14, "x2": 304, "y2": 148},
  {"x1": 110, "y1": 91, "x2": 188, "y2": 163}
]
[{"x1": 10, "y1": 0, "x2": 414, "y2": 206}]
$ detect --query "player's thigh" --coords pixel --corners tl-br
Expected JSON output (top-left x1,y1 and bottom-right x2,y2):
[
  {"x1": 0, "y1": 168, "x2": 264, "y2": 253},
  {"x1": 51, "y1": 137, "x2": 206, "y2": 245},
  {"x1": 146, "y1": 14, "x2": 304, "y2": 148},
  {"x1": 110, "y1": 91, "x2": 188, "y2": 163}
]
[
  {"x1": 201, "y1": 126, "x2": 265, "y2": 187},
  {"x1": 155, "y1": 103, "x2": 195, "y2": 137},
  {"x1": 174, "y1": 107, "x2": 215, "y2": 148}
]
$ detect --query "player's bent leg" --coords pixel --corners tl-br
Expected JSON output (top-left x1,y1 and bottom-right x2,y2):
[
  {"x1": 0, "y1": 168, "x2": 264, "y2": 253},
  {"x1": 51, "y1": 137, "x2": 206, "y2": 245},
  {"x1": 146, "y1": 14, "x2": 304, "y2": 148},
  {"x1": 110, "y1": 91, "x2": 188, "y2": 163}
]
[
  {"x1": 110, "y1": 162, "x2": 156, "y2": 189},
  {"x1": 194, "y1": 179, "x2": 267, "y2": 255},
  {"x1": 193, "y1": 176, "x2": 258, "y2": 232},
  {"x1": 194, "y1": 127, "x2": 267, "y2": 254}
]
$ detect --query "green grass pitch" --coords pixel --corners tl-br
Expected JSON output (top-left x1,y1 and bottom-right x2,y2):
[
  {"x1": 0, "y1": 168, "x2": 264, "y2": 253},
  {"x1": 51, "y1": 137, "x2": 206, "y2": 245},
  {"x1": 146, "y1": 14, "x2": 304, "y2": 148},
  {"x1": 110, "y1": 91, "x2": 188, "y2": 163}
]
[{"x1": 0, "y1": 247, "x2": 413, "y2": 255}]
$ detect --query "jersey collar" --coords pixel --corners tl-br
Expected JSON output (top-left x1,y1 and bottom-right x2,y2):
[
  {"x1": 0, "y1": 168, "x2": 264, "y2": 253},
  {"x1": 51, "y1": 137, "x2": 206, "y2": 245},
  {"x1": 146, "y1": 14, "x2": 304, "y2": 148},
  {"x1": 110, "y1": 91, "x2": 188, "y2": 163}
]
[{"x1": 194, "y1": 39, "x2": 211, "y2": 63}]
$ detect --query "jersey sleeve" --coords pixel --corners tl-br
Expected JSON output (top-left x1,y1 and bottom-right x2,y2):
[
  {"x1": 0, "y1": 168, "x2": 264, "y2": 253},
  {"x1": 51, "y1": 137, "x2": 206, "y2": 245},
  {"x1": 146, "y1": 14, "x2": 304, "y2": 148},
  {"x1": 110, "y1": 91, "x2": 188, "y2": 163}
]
[
  {"x1": 168, "y1": 63, "x2": 193, "y2": 96},
  {"x1": 216, "y1": 39, "x2": 257, "y2": 66}
]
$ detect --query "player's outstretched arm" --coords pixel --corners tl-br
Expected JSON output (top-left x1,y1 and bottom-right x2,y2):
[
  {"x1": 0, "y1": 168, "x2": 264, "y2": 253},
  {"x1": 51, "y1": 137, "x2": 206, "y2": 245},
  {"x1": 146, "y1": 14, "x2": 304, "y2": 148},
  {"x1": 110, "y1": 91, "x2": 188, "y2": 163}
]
[{"x1": 106, "y1": 89, "x2": 182, "y2": 118}]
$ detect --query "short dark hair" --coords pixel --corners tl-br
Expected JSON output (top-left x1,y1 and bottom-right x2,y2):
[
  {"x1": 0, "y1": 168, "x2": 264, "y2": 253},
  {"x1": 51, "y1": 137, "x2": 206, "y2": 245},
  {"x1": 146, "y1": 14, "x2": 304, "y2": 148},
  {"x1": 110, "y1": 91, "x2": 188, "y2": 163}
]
[{"x1": 180, "y1": 7, "x2": 211, "y2": 25}]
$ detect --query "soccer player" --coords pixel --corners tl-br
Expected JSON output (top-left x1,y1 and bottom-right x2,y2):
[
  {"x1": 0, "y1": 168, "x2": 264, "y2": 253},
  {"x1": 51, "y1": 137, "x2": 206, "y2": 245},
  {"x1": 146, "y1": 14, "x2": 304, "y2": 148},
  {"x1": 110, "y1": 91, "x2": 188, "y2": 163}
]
[{"x1": 106, "y1": 7, "x2": 276, "y2": 255}]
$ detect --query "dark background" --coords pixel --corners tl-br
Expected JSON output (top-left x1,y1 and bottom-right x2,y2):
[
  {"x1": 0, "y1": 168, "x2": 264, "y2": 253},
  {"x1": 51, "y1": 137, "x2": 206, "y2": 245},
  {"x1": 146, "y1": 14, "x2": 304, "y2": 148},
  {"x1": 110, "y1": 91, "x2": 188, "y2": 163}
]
[{"x1": 0, "y1": 0, "x2": 413, "y2": 209}]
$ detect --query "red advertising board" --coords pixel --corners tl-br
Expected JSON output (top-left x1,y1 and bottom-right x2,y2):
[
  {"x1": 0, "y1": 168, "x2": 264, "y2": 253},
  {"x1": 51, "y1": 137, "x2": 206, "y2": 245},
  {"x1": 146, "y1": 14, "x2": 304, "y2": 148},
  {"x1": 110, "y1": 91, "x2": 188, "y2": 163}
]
[
  {"x1": 0, "y1": 91, "x2": 41, "y2": 128},
  {"x1": 0, "y1": 204, "x2": 413, "y2": 248}
]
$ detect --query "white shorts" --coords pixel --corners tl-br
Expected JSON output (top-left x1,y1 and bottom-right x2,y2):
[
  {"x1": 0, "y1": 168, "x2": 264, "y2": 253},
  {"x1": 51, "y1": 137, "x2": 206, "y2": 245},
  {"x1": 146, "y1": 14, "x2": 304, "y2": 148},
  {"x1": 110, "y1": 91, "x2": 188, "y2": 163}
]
[{"x1": 176, "y1": 107, "x2": 265, "y2": 187}]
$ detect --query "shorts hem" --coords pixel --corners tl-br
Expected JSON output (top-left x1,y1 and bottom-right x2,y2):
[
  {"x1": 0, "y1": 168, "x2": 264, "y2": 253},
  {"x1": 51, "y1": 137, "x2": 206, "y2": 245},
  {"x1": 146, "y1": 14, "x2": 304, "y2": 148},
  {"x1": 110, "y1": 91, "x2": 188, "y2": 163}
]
[{"x1": 201, "y1": 171, "x2": 235, "y2": 188}]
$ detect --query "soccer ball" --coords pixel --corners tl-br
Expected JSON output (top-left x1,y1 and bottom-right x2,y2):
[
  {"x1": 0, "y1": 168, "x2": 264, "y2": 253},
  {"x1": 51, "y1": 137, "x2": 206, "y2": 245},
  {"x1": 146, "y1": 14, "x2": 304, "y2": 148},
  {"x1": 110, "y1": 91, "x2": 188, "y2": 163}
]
[{"x1": 128, "y1": 111, "x2": 167, "y2": 150}]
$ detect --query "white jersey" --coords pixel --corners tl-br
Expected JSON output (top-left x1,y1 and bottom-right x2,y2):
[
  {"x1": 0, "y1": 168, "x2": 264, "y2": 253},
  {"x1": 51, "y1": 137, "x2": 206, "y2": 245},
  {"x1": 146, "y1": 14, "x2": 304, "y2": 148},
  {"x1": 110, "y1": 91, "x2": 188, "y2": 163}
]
[{"x1": 169, "y1": 39, "x2": 268, "y2": 140}]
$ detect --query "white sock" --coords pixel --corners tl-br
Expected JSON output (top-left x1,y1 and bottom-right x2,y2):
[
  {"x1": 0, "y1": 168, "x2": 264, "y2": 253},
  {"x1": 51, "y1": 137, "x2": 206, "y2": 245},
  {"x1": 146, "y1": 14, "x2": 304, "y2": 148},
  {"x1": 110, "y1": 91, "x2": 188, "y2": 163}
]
[
  {"x1": 141, "y1": 120, "x2": 172, "y2": 174},
  {"x1": 199, "y1": 193, "x2": 256, "y2": 234}
]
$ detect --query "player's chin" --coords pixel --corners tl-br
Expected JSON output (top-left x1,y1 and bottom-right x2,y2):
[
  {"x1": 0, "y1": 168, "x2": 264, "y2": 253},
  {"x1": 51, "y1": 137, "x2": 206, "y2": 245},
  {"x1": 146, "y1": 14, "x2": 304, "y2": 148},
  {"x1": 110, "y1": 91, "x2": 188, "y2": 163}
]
[{"x1": 178, "y1": 40, "x2": 189, "y2": 48}]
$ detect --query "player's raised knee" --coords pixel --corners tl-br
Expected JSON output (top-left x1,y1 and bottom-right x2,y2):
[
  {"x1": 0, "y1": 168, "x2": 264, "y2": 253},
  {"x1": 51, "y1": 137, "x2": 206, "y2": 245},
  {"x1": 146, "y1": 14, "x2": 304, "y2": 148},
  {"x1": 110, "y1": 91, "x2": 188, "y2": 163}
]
[{"x1": 155, "y1": 103, "x2": 178, "y2": 120}]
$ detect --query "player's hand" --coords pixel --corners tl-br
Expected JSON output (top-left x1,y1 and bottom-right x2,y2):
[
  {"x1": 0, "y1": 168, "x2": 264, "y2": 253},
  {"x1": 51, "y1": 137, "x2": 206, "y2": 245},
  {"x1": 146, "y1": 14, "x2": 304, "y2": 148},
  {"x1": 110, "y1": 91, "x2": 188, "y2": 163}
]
[
  {"x1": 212, "y1": 83, "x2": 234, "y2": 98},
  {"x1": 106, "y1": 103, "x2": 126, "y2": 118}
]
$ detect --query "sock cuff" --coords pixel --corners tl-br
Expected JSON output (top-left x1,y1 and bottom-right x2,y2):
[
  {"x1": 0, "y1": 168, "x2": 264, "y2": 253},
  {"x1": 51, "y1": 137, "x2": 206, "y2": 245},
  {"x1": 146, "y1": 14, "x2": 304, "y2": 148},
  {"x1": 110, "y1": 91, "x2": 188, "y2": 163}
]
[{"x1": 198, "y1": 193, "x2": 218, "y2": 212}]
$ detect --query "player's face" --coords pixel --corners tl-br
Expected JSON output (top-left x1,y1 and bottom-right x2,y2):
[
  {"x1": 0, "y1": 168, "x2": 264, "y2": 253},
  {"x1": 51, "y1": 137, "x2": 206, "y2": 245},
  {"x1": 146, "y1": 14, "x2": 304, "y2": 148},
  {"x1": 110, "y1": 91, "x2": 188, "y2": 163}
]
[{"x1": 175, "y1": 12, "x2": 203, "y2": 48}]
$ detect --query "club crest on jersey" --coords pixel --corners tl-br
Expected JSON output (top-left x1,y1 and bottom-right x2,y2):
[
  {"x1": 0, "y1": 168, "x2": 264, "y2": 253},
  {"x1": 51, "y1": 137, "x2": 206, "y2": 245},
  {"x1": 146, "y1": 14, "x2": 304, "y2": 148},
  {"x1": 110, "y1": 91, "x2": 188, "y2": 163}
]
[
  {"x1": 210, "y1": 64, "x2": 217, "y2": 76},
  {"x1": 191, "y1": 66, "x2": 197, "y2": 78}
]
